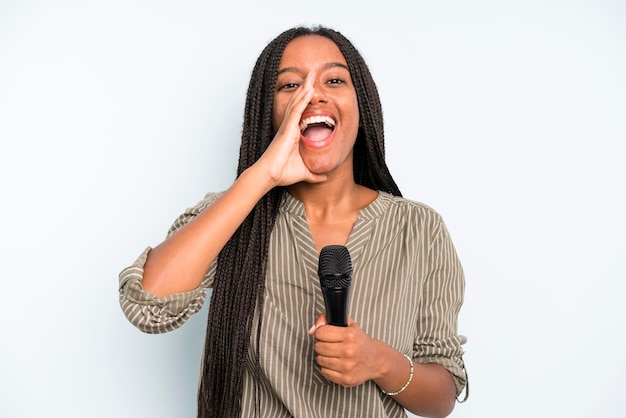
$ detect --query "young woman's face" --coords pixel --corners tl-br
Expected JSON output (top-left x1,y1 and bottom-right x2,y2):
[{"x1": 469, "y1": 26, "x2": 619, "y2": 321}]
[{"x1": 272, "y1": 35, "x2": 360, "y2": 176}]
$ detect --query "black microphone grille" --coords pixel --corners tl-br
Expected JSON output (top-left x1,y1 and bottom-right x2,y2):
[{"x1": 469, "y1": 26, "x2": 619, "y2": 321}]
[{"x1": 318, "y1": 245, "x2": 353, "y2": 289}]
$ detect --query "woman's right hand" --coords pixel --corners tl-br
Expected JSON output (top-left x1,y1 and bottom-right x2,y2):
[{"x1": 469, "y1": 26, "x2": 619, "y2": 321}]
[{"x1": 253, "y1": 71, "x2": 328, "y2": 187}]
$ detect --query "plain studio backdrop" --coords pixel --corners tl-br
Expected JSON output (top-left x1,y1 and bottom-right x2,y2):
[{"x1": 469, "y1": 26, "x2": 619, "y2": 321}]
[{"x1": 0, "y1": 1, "x2": 624, "y2": 417}]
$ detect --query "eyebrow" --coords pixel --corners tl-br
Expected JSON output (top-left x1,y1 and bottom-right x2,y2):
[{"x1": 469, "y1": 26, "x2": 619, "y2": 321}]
[{"x1": 277, "y1": 62, "x2": 350, "y2": 76}]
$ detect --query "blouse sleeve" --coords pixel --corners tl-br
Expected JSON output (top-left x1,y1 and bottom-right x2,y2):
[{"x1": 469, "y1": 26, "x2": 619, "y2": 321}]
[
  {"x1": 413, "y1": 215, "x2": 468, "y2": 398},
  {"x1": 118, "y1": 192, "x2": 222, "y2": 334}
]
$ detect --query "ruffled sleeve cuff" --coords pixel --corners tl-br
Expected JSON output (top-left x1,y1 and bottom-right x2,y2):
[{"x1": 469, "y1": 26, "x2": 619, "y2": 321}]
[{"x1": 118, "y1": 247, "x2": 213, "y2": 334}]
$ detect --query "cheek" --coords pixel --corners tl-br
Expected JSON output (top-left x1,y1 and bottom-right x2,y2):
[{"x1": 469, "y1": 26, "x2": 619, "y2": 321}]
[
  {"x1": 345, "y1": 108, "x2": 360, "y2": 136},
  {"x1": 272, "y1": 101, "x2": 286, "y2": 133},
  {"x1": 342, "y1": 94, "x2": 360, "y2": 130},
  {"x1": 352, "y1": 95, "x2": 360, "y2": 128}
]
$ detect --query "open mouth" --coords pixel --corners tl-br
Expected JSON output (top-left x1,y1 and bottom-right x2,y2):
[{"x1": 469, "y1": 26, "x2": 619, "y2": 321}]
[{"x1": 300, "y1": 115, "x2": 336, "y2": 142}]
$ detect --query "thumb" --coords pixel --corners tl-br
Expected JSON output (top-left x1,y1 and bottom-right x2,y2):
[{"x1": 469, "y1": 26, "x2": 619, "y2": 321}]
[{"x1": 308, "y1": 313, "x2": 328, "y2": 335}]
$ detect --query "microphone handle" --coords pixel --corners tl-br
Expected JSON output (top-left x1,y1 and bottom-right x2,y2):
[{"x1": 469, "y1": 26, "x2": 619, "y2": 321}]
[{"x1": 321, "y1": 287, "x2": 350, "y2": 326}]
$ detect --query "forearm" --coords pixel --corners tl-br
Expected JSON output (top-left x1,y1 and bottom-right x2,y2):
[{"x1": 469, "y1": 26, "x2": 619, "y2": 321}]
[
  {"x1": 142, "y1": 167, "x2": 275, "y2": 297},
  {"x1": 373, "y1": 341, "x2": 456, "y2": 418}
]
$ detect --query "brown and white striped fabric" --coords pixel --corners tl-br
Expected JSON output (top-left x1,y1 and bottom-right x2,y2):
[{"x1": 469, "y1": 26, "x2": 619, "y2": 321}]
[{"x1": 119, "y1": 191, "x2": 467, "y2": 417}]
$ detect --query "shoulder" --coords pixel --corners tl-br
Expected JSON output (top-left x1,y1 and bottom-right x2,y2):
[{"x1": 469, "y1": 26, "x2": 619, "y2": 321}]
[
  {"x1": 377, "y1": 192, "x2": 444, "y2": 224},
  {"x1": 369, "y1": 192, "x2": 453, "y2": 245}
]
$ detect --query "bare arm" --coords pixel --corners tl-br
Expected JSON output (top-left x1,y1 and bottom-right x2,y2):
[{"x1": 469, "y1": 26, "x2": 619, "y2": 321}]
[
  {"x1": 142, "y1": 167, "x2": 275, "y2": 297},
  {"x1": 142, "y1": 72, "x2": 323, "y2": 297},
  {"x1": 371, "y1": 341, "x2": 456, "y2": 417}
]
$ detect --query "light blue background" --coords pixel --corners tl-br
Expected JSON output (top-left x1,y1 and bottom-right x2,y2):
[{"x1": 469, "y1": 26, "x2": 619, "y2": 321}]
[{"x1": 1, "y1": 1, "x2": 624, "y2": 417}]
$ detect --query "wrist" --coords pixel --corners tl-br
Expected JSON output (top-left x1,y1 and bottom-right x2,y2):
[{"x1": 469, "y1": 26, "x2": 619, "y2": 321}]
[
  {"x1": 380, "y1": 353, "x2": 413, "y2": 396},
  {"x1": 240, "y1": 165, "x2": 277, "y2": 195},
  {"x1": 372, "y1": 343, "x2": 414, "y2": 396}
]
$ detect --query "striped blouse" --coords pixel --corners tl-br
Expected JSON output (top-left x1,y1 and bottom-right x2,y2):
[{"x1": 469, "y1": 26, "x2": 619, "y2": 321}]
[{"x1": 119, "y1": 191, "x2": 467, "y2": 417}]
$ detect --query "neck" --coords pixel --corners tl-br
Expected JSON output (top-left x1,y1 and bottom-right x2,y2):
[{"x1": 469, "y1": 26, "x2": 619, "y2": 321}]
[
  {"x1": 286, "y1": 178, "x2": 376, "y2": 224},
  {"x1": 288, "y1": 171, "x2": 355, "y2": 199}
]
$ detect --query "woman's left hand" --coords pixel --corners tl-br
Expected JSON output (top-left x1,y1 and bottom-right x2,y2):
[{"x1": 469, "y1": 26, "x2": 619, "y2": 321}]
[
  {"x1": 309, "y1": 314, "x2": 457, "y2": 416},
  {"x1": 308, "y1": 314, "x2": 384, "y2": 387}
]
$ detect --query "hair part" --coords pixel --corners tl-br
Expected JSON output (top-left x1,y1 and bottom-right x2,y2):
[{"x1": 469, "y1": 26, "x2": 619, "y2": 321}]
[{"x1": 198, "y1": 25, "x2": 401, "y2": 418}]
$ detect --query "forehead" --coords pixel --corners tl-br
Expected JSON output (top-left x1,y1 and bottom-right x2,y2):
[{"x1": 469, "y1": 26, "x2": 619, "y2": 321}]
[{"x1": 278, "y1": 35, "x2": 348, "y2": 69}]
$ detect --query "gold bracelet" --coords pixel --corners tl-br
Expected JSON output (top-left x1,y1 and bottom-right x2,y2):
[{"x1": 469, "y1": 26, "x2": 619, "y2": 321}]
[{"x1": 381, "y1": 353, "x2": 414, "y2": 396}]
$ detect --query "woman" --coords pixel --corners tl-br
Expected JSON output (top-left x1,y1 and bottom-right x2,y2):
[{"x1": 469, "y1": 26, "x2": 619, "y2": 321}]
[{"x1": 119, "y1": 25, "x2": 467, "y2": 418}]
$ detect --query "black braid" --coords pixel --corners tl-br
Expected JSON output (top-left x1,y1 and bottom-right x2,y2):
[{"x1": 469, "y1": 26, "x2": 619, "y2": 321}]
[{"x1": 197, "y1": 25, "x2": 401, "y2": 418}]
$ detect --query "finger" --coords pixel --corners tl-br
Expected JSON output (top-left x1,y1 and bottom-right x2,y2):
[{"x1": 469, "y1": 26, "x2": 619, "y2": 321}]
[
  {"x1": 313, "y1": 326, "x2": 346, "y2": 344},
  {"x1": 290, "y1": 71, "x2": 315, "y2": 110},
  {"x1": 313, "y1": 340, "x2": 343, "y2": 357},
  {"x1": 314, "y1": 317, "x2": 358, "y2": 342},
  {"x1": 316, "y1": 354, "x2": 344, "y2": 370},
  {"x1": 278, "y1": 72, "x2": 316, "y2": 132},
  {"x1": 308, "y1": 313, "x2": 328, "y2": 335},
  {"x1": 318, "y1": 362, "x2": 362, "y2": 388}
]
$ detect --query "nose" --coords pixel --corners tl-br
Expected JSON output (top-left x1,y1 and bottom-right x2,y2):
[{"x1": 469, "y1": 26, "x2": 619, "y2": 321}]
[{"x1": 310, "y1": 83, "x2": 328, "y2": 103}]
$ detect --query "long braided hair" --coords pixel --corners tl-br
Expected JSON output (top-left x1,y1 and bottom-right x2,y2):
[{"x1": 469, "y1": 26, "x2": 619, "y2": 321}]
[{"x1": 197, "y1": 25, "x2": 402, "y2": 418}]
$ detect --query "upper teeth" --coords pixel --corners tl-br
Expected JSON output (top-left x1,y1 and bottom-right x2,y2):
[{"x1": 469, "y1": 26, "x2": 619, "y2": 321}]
[{"x1": 300, "y1": 115, "x2": 336, "y2": 132}]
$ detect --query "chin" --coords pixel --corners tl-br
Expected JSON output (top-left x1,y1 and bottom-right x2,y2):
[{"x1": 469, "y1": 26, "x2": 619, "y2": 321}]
[{"x1": 304, "y1": 159, "x2": 336, "y2": 175}]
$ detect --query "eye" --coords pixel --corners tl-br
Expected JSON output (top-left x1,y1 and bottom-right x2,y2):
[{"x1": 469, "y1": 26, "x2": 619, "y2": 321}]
[
  {"x1": 277, "y1": 82, "x2": 299, "y2": 91},
  {"x1": 326, "y1": 78, "x2": 346, "y2": 86}
]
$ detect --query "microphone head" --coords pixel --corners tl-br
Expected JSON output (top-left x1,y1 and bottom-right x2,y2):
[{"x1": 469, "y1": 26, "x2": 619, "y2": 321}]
[{"x1": 318, "y1": 245, "x2": 352, "y2": 290}]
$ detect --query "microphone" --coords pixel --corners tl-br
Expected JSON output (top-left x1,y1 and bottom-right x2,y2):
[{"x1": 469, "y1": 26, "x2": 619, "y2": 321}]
[{"x1": 317, "y1": 245, "x2": 353, "y2": 327}]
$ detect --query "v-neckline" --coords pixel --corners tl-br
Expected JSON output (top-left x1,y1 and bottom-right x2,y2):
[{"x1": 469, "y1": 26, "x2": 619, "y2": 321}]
[{"x1": 280, "y1": 191, "x2": 391, "y2": 277}]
